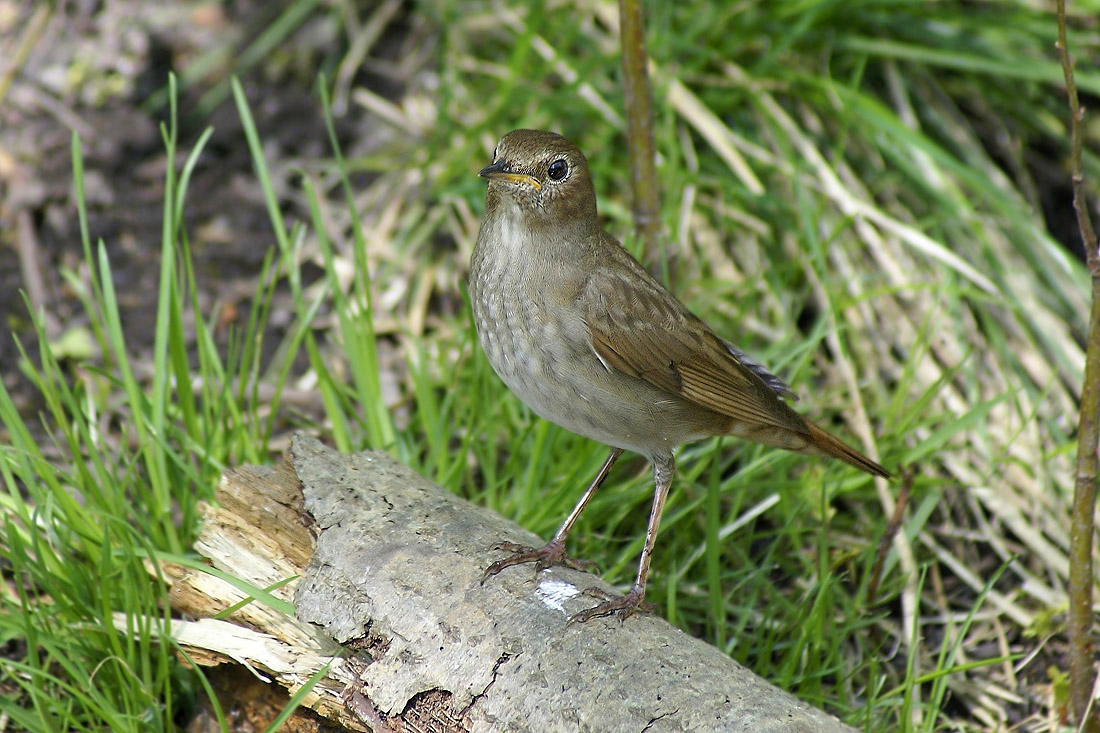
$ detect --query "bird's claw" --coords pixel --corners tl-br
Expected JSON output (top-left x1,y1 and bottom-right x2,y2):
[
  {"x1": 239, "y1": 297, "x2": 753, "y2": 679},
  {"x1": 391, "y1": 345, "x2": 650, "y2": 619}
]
[
  {"x1": 480, "y1": 539, "x2": 598, "y2": 585},
  {"x1": 568, "y1": 587, "x2": 657, "y2": 624}
]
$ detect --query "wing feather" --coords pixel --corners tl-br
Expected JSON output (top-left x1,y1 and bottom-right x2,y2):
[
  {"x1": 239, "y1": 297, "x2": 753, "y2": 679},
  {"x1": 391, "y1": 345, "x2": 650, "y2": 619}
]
[{"x1": 583, "y1": 260, "x2": 807, "y2": 435}]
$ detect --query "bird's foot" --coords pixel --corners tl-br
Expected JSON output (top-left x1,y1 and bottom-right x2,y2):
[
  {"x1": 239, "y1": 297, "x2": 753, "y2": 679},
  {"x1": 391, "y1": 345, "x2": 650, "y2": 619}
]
[
  {"x1": 568, "y1": 586, "x2": 656, "y2": 624},
  {"x1": 480, "y1": 539, "x2": 598, "y2": 584}
]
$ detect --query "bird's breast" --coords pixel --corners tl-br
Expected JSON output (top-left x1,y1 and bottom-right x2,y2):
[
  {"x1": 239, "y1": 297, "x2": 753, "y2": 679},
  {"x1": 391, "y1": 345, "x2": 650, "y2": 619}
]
[{"x1": 471, "y1": 210, "x2": 729, "y2": 457}]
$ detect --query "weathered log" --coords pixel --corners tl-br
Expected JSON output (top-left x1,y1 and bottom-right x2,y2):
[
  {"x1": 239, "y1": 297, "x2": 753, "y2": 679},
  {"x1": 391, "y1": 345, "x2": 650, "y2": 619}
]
[{"x1": 165, "y1": 433, "x2": 855, "y2": 732}]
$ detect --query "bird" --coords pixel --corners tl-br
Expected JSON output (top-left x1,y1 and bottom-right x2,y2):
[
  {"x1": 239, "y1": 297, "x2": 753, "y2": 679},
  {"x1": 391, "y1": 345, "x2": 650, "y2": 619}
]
[{"x1": 469, "y1": 129, "x2": 889, "y2": 622}]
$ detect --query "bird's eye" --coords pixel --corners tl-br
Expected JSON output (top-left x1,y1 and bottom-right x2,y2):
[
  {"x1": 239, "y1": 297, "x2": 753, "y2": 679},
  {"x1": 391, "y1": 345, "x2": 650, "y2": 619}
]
[{"x1": 547, "y1": 159, "x2": 568, "y2": 181}]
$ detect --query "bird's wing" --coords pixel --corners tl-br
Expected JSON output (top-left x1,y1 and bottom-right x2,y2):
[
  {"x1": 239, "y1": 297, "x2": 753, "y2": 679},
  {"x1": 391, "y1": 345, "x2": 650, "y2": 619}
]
[
  {"x1": 721, "y1": 338, "x2": 798, "y2": 401},
  {"x1": 582, "y1": 251, "x2": 807, "y2": 434}
]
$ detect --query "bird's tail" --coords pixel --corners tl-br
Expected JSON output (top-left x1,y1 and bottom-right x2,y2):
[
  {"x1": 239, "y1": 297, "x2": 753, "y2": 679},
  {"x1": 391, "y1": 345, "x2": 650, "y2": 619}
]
[{"x1": 803, "y1": 421, "x2": 890, "y2": 478}]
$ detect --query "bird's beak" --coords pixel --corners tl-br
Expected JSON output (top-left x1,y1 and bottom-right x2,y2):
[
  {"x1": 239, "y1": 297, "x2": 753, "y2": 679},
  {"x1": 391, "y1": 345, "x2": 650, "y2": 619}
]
[{"x1": 478, "y1": 160, "x2": 542, "y2": 190}]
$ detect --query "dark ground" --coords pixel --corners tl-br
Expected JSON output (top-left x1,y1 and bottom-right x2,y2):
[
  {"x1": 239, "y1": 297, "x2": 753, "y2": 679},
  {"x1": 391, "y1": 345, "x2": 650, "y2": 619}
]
[{"x1": 0, "y1": 1, "x2": 402, "y2": 423}]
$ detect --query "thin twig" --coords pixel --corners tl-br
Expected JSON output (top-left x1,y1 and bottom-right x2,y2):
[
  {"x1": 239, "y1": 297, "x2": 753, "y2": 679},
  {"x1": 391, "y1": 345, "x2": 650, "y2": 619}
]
[
  {"x1": 1055, "y1": 2, "x2": 1100, "y2": 731},
  {"x1": 867, "y1": 467, "x2": 913, "y2": 605},
  {"x1": 617, "y1": 0, "x2": 663, "y2": 270}
]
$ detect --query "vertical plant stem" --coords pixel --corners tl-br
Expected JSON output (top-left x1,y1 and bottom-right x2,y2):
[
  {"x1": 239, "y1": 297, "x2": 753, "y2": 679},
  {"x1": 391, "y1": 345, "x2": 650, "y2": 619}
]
[
  {"x1": 1072, "y1": 289, "x2": 1100, "y2": 731},
  {"x1": 618, "y1": 0, "x2": 663, "y2": 270},
  {"x1": 1056, "y1": 2, "x2": 1100, "y2": 729}
]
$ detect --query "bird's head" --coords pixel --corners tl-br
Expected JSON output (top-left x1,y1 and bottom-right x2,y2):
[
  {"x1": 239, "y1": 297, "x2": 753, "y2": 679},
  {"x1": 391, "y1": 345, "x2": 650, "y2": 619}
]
[{"x1": 479, "y1": 129, "x2": 598, "y2": 232}]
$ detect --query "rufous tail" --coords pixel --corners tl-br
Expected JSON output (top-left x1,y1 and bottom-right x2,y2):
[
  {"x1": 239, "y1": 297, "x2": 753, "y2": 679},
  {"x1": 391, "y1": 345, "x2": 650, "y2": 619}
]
[{"x1": 805, "y1": 421, "x2": 890, "y2": 478}]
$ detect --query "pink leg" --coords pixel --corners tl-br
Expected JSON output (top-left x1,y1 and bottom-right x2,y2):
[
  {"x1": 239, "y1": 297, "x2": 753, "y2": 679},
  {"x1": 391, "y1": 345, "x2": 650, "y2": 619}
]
[
  {"x1": 570, "y1": 454, "x2": 673, "y2": 623},
  {"x1": 481, "y1": 449, "x2": 625, "y2": 583}
]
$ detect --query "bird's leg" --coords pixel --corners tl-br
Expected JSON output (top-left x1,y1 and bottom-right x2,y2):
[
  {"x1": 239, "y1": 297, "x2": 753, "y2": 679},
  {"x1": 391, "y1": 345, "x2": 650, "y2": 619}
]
[
  {"x1": 570, "y1": 455, "x2": 673, "y2": 623},
  {"x1": 481, "y1": 448, "x2": 624, "y2": 583}
]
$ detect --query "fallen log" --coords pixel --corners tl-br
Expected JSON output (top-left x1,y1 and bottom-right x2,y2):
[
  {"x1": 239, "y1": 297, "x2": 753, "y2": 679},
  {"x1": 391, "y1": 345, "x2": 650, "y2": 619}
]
[{"x1": 164, "y1": 433, "x2": 855, "y2": 732}]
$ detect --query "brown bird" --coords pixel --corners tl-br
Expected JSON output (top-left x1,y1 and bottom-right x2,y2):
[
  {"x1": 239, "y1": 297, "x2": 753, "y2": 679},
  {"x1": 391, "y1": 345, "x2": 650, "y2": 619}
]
[{"x1": 470, "y1": 129, "x2": 889, "y2": 622}]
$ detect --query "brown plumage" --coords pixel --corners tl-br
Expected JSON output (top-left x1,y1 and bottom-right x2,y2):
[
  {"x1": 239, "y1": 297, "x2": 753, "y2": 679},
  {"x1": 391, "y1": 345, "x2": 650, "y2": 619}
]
[{"x1": 470, "y1": 129, "x2": 889, "y2": 621}]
